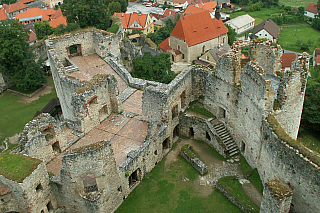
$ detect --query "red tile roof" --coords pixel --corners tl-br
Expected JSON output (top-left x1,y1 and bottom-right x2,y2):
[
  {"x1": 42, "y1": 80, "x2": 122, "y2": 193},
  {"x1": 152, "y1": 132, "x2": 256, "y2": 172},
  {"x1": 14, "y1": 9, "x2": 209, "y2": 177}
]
[
  {"x1": 305, "y1": 2, "x2": 318, "y2": 14},
  {"x1": 0, "y1": 184, "x2": 11, "y2": 196},
  {"x1": 49, "y1": 15, "x2": 67, "y2": 28},
  {"x1": 315, "y1": 55, "x2": 320, "y2": 64},
  {"x1": 45, "y1": 8, "x2": 56, "y2": 16},
  {"x1": 171, "y1": 11, "x2": 228, "y2": 47},
  {"x1": 19, "y1": 0, "x2": 35, "y2": 4},
  {"x1": 149, "y1": 13, "x2": 165, "y2": 20},
  {"x1": 159, "y1": 37, "x2": 170, "y2": 52},
  {"x1": 114, "y1": 12, "x2": 148, "y2": 30},
  {"x1": 16, "y1": 8, "x2": 49, "y2": 21},
  {"x1": 163, "y1": 9, "x2": 177, "y2": 17},
  {"x1": 185, "y1": 5, "x2": 206, "y2": 14},
  {"x1": 51, "y1": 8, "x2": 63, "y2": 19},
  {"x1": 281, "y1": 53, "x2": 296, "y2": 68},
  {"x1": 3, "y1": 2, "x2": 28, "y2": 13},
  {"x1": 0, "y1": 9, "x2": 8, "y2": 21},
  {"x1": 28, "y1": 30, "x2": 37, "y2": 43}
]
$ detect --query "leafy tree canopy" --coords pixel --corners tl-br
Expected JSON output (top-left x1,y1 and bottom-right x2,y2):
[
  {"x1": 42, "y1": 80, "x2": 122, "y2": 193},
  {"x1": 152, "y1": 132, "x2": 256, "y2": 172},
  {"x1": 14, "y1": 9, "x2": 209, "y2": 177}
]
[
  {"x1": 147, "y1": 18, "x2": 176, "y2": 45},
  {"x1": 301, "y1": 73, "x2": 320, "y2": 132},
  {"x1": 131, "y1": 52, "x2": 176, "y2": 84},
  {"x1": 109, "y1": 1, "x2": 121, "y2": 15},
  {"x1": 225, "y1": 24, "x2": 236, "y2": 46},
  {"x1": 0, "y1": 0, "x2": 15, "y2": 4},
  {"x1": 61, "y1": 0, "x2": 112, "y2": 30},
  {"x1": 34, "y1": 20, "x2": 53, "y2": 40},
  {"x1": 0, "y1": 19, "x2": 46, "y2": 90}
]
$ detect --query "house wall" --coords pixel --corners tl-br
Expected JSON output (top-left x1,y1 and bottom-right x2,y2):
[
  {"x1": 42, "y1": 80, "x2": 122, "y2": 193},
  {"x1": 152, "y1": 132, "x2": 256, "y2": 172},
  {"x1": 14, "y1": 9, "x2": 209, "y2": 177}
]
[
  {"x1": 255, "y1": 29, "x2": 276, "y2": 42},
  {"x1": 228, "y1": 21, "x2": 254, "y2": 35},
  {"x1": 169, "y1": 33, "x2": 228, "y2": 63},
  {"x1": 304, "y1": 11, "x2": 316, "y2": 18}
]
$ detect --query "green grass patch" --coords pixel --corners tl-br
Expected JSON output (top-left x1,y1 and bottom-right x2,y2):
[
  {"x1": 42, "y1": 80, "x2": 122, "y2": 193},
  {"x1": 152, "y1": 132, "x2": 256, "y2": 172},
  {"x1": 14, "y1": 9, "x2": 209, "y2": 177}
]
[
  {"x1": 186, "y1": 101, "x2": 215, "y2": 118},
  {"x1": 239, "y1": 155, "x2": 263, "y2": 194},
  {"x1": 0, "y1": 76, "x2": 57, "y2": 145},
  {"x1": 9, "y1": 84, "x2": 43, "y2": 94},
  {"x1": 277, "y1": 23, "x2": 320, "y2": 54},
  {"x1": 218, "y1": 176, "x2": 260, "y2": 213},
  {"x1": 231, "y1": 7, "x2": 285, "y2": 26},
  {"x1": 181, "y1": 144, "x2": 196, "y2": 159},
  {"x1": 309, "y1": 66, "x2": 319, "y2": 79},
  {"x1": 279, "y1": 0, "x2": 314, "y2": 8},
  {"x1": 107, "y1": 24, "x2": 119, "y2": 34},
  {"x1": 298, "y1": 128, "x2": 320, "y2": 154},
  {"x1": 0, "y1": 150, "x2": 41, "y2": 182},
  {"x1": 116, "y1": 156, "x2": 241, "y2": 213},
  {"x1": 194, "y1": 139, "x2": 227, "y2": 161},
  {"x1": 267, "y1": 115, "x2": 320, "y2": 166}
]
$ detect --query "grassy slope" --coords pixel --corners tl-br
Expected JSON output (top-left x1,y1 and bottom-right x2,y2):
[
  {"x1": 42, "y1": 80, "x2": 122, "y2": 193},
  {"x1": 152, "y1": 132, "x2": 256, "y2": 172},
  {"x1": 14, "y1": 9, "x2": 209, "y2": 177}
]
[
  {"x1": 277, "y1": 23, "x2": 320, "y2": 54},
  {"x1": 116, "y1": 156, "x2": 241, "y2": 213},
  {"x1": 0, "y1": 76, "x2": 57, "y2": 144},
  {"x1": 279, "y1": 0, "x2": 314, "y2": 8}
]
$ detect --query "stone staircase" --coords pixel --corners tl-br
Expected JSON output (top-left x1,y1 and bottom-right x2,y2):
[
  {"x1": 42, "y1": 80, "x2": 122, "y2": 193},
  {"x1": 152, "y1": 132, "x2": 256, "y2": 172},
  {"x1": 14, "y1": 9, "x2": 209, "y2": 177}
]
[{"x1": 211, "y1": 120, "x2": 239, "y2": 157}]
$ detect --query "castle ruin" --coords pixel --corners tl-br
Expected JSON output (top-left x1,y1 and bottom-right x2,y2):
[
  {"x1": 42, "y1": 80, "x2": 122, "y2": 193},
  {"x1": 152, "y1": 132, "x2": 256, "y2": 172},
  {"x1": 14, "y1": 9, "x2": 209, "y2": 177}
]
[{"x1": 0, "y1": 24, "x2": 319, "y2": 213}]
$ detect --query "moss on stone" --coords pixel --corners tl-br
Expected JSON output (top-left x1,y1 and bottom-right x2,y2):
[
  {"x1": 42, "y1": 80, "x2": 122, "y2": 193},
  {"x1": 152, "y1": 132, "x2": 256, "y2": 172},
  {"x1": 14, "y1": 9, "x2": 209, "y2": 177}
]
[
  {"x1": 181, "y1": 144, "x2": 196, "y2": 159},
  {"x1": 267, "y1": 179, "x2": 292, "y2": 200},
  {"x1": 71, "y1": 140, "x2": 109, "y2": 154}
]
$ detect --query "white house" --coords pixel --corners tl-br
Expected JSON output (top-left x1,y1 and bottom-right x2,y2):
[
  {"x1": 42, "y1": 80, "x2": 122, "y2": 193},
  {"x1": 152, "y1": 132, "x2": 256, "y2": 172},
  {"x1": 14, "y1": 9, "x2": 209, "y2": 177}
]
[
  {"x1": 253, "y1": 19, "x2": 279, "y2": 42},
  {"x1": 305, "y1": 2, "x2": 318, "y2": 18},
  {"x1": 225, "y1": 14, "x2": 255, "y2": 35}
]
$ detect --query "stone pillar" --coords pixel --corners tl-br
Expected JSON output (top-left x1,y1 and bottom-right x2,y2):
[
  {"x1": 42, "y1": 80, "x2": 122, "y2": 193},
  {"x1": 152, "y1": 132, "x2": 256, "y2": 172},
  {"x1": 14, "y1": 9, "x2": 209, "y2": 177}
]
[{"x1": 260, "y1": 179, "x2": 292, "y2": 213}]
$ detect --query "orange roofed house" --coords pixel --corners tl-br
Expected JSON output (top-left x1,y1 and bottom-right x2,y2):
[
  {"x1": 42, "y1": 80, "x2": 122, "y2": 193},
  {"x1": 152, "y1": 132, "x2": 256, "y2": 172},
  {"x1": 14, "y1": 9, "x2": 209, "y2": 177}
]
[
  {"x1": 16, "y1": 8, "x2": 49, "y2": 24},
  {"x1": 2, "y1": 2, "x2": 28, "y2": 18},
  {"x1": 114, "y1": 12, "x2": 154, "y2": 35},
  {"x1": 305, "y1": 2, "x2": 318, "y2": 18},
  {"x1": 160, "y1": 10, "x2": 228, "y2": 63}
]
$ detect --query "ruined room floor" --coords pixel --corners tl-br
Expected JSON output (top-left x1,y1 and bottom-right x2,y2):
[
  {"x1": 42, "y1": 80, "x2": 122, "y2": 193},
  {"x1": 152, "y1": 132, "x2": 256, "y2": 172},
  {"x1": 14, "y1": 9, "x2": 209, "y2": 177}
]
[
  {"x1": 68, "y1": 54, "x2": 128, "y2": 93},
  {"x1": 46, "y1": 113, "x2": 148, "y2": 177},
  {"x1": 122, "y1": 90, "x2": 143, "y2": 115}
]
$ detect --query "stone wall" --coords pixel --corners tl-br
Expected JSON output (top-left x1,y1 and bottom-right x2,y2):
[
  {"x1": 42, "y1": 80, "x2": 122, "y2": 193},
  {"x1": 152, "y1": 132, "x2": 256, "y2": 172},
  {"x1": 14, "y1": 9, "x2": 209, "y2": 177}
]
[
  {"x1": 180, "y1": 147, "x2": 208, "y2": 175},
  {"x1": 0, "y1": 162, "x2": 55, "y2": 213},
  {"x1": 0, "y1": 73, "x2": 14, "y2": 94},
  {"x1": 19, "y1": 113, "x2": 68, "y2": 163},
  {"x1": 59, "y1": 141, "x2": 123, "y2": 213}
]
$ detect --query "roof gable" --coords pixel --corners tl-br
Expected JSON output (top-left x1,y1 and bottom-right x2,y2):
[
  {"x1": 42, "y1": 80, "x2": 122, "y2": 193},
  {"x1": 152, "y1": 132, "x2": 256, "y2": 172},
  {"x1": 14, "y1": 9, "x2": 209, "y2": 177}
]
[
  {"x1": 305, "y1": 2, "x2": 318, "y2": 14},
  {"x1": 51, "y1": 8, "x2": 63, "y2": 19},
  {"x1": 114, "y1": 13, "x2": 148, "y2": 29},
  {"x1": 3, "y1": 2, "x2": 28, "y2": 13},
  {"x1": 282, "y1": 53, "x2": 296, "y2": 68},
  {"x1": 159, "y1": 37, "x2": 170, "y2": 52},
  {"x1": 49, "y1": 15, "x2": 67, "y2": 28},
  {"x1": 0, "y1": 9, "x2": 8, "y2": 21},
  {"x1": 171, "y1": 11, "x2": 228, "y2": 47},
  {"x1": 253, "y1": 19, "x2": 279, "y2": 39}
]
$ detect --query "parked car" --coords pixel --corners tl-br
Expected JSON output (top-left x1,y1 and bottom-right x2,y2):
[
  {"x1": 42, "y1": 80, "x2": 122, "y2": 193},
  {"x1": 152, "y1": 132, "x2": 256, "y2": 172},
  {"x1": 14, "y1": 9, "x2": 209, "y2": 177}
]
[
  {"x1": 158, "y1": 5, "x2": 163, "y2": 8},
  {"x1": 146, "y1": 3, "x2": 152, "y2": 7},
  {"x1": 152, "y1": 4, "x2": 156, "y2": 7}
]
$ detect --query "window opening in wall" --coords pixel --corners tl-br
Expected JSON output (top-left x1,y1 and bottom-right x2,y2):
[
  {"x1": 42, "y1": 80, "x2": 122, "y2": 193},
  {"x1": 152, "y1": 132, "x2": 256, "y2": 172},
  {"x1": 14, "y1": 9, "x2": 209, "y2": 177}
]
[
  {"x1": 173, "y1": 125, "x2": 179, "y2": 138},
  {"x1": 1, "y1": 198, "x2": 4, "y2": 202},
  {"x1": 218, "y1": 107, "x2": 226, "y2": 118},
  {"x1": 202, "y1": 45, "x2": 205, "y2": 53},
  {"x1": 206, "y1": 131, "x2": 211, "y2": 141},
  {"x1": 162, "y1": 138, "x2": 170, "y2": 150},
  {"x1": 41, "y1": 210, "x2": 44, "y2": 213},
  {"x1": 172, "y1": 104, "x2": 178, "y2": 120},
  {"x1": 227, "y1": 93, "x2": 230, "y2": 98},
  {"x1": 52, "y1": 141, "x2": 61, "y2": 154},
  {"x1": 46, "y1": 201, "x2": 54, "y2": 212},
  {"x1": 171, "y1": 55, "x2": 174, "y2": 61},
  {"x1": 36, "y1": 183, "x2": 43, "y2": 192},
  {"x1": 241, "y1": 141, "x2": 245, "y2": 153},
  {"x1": 82, "y1": 174, "x2": 98, "y2": 193},
  {"x1": 118, "y1": 186, "x2": 122, "y2": 192},
  {"x1": 189, "y1": 127, "x2": 194, "y2": 138},
  {"x1": 99, "y1": 105, "x2": 109, "y2": 122},
  {"x1": 129, "y1": 169, "x2": 140, "y2": 188},
  {"x1": 43, "y1": 127, "x2": 55, "y2": 141},
  {"x1": 180, "y1": 91, "x2": 186, "y2": 109},
  {"x1": 68, "y1": 44, "x2": 82, "y2": 56},
  {"x1": 154, "y1": 150, "x2": 158, "y2": 155}
]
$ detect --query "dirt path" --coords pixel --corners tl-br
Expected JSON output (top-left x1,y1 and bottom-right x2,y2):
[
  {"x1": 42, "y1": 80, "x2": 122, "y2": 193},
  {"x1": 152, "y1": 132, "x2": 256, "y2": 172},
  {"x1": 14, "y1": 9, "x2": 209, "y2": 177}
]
[
  {"x1": 17, "y1": 84, "x2": 53, "y2": 104},
  {"x1": 164, "y1": 138, "x2": 263, "y2": 206}
]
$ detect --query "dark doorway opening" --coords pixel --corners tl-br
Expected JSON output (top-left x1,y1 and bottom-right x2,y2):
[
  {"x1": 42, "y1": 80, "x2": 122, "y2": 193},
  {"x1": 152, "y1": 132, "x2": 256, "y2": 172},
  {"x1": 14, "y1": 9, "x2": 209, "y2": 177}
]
[
  {"x1": 189, "y1": 127, "x2": 194, "y2": 138},
  {"x1": 46, "y1": 201, "x2": 54, "y2": 212},
  {"x1": 68, "y1": 44, "x2": 82, "y2": 56},
  {"x1": 82, "y1": 174, "x2": 98, "y2": 193},
  {"x1": 241, "y1": 141, "x2": 246, "y2": 153},
  {"x1": 52, "y1": 141, "x2": 61, "y2": 154},
  {"x1": 206, "y1": 131, "x2": 211, "y2": 141},
  {"x1": 129, "y1": 169, "x2": 140, "y2": 188},
  {"x1": 162, "y1": 138, "x2": 170, "y2": 150},
  {"x1": 172, "y1": 104, "x2": 178, "y2": 120},
  {"x1": 173, "y1": 125, "x2": 179, "y2": 138}
]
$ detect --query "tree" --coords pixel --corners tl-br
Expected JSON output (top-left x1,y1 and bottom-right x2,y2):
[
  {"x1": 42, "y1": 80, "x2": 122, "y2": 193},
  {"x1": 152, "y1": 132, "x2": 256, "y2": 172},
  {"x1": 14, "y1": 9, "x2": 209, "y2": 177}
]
[
  {"x1": 61, "y1": 0, "x2": 111, "y2": 30},
  {"x1": 301, "y1": 77, "x2": 320, "y2": 132},
  {"x1": 225, "y1": 24, "x2": 236, "y2": 46},
  {"x1": 131, "y1": 52, "x2": 176, "y2": 83},
  {"x1": 34, "y1": 20, "x2": 53, "y2": 40},
  {"x1": 109, "y1": 1, "x2": 121, "y2": 15},
  {"x1": 0, "y1": 19, "x2": 47, "y2": 90},
  {"x1": 317, "y1": 0, "x2": 320, "y2": 16},
  {"x1": 0, "y1": 0, "x2": 15, "y2": 4}
]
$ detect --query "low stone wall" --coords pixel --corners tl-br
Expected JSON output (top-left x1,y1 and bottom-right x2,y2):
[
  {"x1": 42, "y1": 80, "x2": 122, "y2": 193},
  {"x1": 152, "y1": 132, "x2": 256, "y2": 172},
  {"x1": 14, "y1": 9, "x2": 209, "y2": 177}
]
[
  {"x1": 180, "y1": 146, "x2": 208, "y2": 175},
  {"x1": 7, "y1": 84, "x2": 46, "y2": 98},
  {"x1": 216, "y1": 181, "x2": 258, "y2": 213}
]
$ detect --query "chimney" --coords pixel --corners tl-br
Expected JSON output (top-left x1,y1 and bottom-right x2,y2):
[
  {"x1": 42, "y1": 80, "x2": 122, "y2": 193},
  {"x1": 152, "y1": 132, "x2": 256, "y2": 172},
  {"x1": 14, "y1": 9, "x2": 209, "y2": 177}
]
[{"x1": 215, "y1": 4, "x2": 221, "y2": 20}]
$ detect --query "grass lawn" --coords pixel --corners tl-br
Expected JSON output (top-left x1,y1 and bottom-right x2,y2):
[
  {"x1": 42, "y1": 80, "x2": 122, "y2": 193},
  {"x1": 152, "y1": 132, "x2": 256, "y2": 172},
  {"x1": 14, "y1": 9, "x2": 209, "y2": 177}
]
[
  {"x1": 277, "y1": 23, "x2": 320, "y2": 54},
  {"x1": 218, "y1": 176, "x2": 260, "y2": 213},
  {"x1": 298, "y1": 129, "x2": 320, "y2": 154},
  {"x1": 0, "y1": 76, "x2": 57, "y2": 145},
  {"x1": 186, "y1": 101, "x2": 215, "y2": 118},
  {"x1": 230, "y1": 7, "x2": 285, "y2": 26},
  {"x1": 116, "y1": 155, "x2": 241, "y2": 213},
  {"x1": 0, "y1": 150, "x2": 41, "y2": 182},
  {"x1": 279, "y1": 0, "x2": 314, "y2": 8}
]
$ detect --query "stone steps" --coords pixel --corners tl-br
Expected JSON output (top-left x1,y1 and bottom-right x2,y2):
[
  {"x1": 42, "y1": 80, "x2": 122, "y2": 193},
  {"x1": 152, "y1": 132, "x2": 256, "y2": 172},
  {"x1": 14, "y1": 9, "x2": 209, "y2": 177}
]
[{"x1": 212, "y1": 120, "x2": 239, "y2": 157}]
